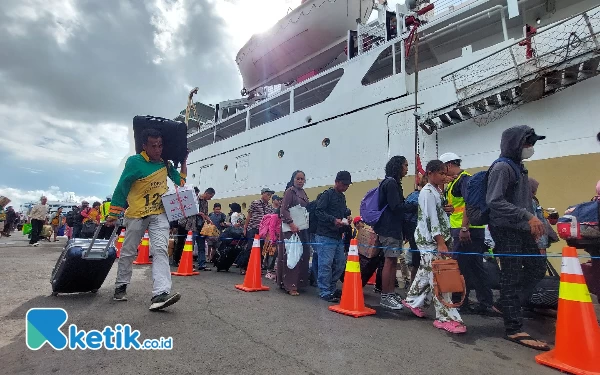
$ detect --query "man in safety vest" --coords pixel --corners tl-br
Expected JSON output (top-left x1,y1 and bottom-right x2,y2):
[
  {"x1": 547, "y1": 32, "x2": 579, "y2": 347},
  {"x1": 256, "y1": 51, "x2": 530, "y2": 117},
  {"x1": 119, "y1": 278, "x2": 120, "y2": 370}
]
[
  {"x1": 440, "y1": 152, "x2": 495, "y2": 315},
  {"x1": 98, "y1": 195, "x2": 113, "y2": 239}
]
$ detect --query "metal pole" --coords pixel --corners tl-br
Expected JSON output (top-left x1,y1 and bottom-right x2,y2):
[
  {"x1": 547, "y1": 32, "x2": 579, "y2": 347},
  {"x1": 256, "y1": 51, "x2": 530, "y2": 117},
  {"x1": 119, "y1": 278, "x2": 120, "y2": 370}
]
[{"x1": 413, "y1": 32, "x2": 419, "y2": 190}]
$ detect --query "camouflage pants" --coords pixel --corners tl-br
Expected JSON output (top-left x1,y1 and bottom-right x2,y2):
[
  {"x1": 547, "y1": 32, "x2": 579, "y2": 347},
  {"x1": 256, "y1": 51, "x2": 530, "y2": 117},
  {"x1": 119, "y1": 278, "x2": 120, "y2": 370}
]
[{"x1": 404, "y1": 251, "x2": 463, "y2": 323}]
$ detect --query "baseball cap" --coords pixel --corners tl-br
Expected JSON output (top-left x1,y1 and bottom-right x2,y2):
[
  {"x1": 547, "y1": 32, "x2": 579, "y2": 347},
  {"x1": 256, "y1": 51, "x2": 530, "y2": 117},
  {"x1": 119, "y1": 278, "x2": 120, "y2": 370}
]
[
  {"x1": 261, "y1": 188, "x2": 275, "y2": 194},
  {"x1": 335, "y1": 171, "x2": 352, "y2": 185},
  {"x1": 353, "y1": 216, "x2": 362, "y2": 225},
  {"x1": 525, "y1": 129, "x2": 546, "y2": 145}
]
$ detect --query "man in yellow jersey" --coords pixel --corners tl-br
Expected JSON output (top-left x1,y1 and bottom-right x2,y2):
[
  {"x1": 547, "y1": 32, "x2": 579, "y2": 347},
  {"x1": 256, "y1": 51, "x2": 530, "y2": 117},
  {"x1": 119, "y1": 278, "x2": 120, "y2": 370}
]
[
  {"x1": 440, "y1": 152, "x2": 495, "y2": 315},
  {"x1": 106, "y1": 128, "x2": 187, "y2": 311},
  {"x1": 98, "y1": 195, "x2": 113, "y2": 240}
]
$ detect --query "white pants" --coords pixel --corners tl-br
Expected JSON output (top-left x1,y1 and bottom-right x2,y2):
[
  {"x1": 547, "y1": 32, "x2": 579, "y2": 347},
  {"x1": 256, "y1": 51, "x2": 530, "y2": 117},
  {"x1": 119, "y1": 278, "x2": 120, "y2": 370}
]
[{"x1": 115, "y1": 213, "x2": 171, "y2": 297}]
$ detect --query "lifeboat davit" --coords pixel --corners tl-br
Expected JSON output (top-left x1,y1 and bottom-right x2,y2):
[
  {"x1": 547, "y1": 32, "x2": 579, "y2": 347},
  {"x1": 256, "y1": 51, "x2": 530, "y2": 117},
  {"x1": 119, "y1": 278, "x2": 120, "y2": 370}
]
[{"x1": 236, "y1": 0, "x2": 374, "y2": 93}]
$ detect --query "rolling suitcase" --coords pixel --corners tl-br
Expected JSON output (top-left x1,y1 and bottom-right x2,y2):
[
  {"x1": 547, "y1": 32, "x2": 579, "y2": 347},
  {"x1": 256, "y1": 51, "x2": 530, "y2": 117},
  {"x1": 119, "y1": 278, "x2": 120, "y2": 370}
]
[
  {"x1": 50, "y1": 224, "x2": 119, "y2": 296},
  {"x1": 133, "y1": 115, "x2": 188, "y2": 167}
]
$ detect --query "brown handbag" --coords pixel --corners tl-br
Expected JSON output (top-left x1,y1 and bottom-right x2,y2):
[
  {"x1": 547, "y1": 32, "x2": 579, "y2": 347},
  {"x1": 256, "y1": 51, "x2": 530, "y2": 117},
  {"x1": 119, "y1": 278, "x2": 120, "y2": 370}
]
[{"x1": 432, "y1": 258, "x2": 466, "y2": 308}]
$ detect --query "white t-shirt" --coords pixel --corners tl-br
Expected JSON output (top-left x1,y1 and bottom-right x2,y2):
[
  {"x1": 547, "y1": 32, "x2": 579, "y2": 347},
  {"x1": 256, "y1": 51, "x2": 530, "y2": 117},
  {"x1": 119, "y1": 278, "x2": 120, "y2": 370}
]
[{"x1": 230, "y1": 212, "x2": 245, "y2": 226}]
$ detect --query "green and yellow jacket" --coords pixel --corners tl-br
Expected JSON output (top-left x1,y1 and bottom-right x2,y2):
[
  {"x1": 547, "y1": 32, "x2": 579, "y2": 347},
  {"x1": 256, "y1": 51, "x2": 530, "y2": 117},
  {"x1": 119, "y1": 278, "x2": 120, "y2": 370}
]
[{"x1": 109, "y1": 151, "x2": 186, "y2": 219}]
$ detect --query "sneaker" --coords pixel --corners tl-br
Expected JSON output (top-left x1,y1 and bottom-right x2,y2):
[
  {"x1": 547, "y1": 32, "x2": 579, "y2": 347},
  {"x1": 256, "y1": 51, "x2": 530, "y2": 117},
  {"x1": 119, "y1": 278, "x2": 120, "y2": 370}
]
[
  {"x1": 320, "y1": 294, "x2": 340, "y2": 303},
  {"x1": 265, "y1": 272, "x2": 275, "y2": 280},
  {"x1": 401, "y1": 300, "x2": 426, "y2": 318},
  {"x1": 32, "y1": 242, "x2": 40, "y2": 247},
  {"x1": 149, "y1": 292, "x2": 181, "y2": 311},
  {"x1": 113, "y1": 285, "x2": 128, "y2": 301},
  {"x1": 333, "y1": 289, "x2": 343, "y2": 298},
  {"x1": 380, "y1": 294, "x2": 404, "y2": 310},
  {"x1": 433, "y1": 320, "x2": 467, "y2": 334}
]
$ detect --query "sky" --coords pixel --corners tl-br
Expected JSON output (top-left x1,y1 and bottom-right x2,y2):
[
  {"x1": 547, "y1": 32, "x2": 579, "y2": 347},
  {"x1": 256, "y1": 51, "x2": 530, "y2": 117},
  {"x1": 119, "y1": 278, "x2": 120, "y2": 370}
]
[{"x1": 0, "y1": 0, "x2": 303, "y2": 211}]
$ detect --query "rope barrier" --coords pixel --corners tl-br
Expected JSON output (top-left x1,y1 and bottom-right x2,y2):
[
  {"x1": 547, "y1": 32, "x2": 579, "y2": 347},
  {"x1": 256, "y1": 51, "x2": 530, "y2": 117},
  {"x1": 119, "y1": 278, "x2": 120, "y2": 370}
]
[{"x1": 164, "y1": 233, "x2": 600, "y2": 259}]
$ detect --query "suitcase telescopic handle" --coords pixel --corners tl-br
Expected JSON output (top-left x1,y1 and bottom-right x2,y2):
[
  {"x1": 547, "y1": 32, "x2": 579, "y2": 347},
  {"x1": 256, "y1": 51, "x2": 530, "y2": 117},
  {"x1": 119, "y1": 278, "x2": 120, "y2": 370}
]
[{"x1": 82, "y1": 221, "x2": 121, "y2": 259}]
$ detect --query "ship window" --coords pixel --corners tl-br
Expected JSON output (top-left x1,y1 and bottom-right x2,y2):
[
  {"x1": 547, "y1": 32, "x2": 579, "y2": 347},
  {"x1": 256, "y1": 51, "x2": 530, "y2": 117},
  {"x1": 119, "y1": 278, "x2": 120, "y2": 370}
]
[
  {"x1": 362, "y1": 46, "x2": 394, "y2": 85},
  {"x1": 224, "y1": 165, "x2": 228, "y2": 171},
  {"x1": 322, "y1": 138, "x2": 330, "y2": 147},
  {"x1": 215, "y1": 112, "x2": 246, "y2": 143},
  {"x1": 293, "y1": 68, "x2": 344, "y2": 112},
  {"x1": 249, "y1": 93, "x2": 290, "y2": 129},
  {"x1": 278, "y1": 150, "x2": 284, "y2": 158}
]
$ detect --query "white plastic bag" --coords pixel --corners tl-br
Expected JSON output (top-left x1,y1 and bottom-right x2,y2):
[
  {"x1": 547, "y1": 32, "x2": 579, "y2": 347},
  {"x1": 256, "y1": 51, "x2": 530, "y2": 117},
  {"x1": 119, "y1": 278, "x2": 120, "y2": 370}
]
[
  {"x1": 285, "y1": 233, "x2": 302, "y2": 269},
  {"x1": 281, "y1": 205, "x2": 309, "y2": 232}
]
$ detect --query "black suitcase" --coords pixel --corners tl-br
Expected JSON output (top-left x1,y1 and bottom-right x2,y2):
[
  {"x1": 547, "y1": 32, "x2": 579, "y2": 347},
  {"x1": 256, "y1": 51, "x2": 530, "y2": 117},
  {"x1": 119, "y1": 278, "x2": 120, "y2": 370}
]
[
  {"x1": 50, "y1": 225, "x2": 119, "y2": 296},
  {"x1": 527, "y1": 260, "x2": 560, "y2": 310},
  {"x1": 133, "y1": 115, "x2": 188, "y2": 167},
  {"x1": 214, "y1": 241, "x2": 244, "y2": 272}
]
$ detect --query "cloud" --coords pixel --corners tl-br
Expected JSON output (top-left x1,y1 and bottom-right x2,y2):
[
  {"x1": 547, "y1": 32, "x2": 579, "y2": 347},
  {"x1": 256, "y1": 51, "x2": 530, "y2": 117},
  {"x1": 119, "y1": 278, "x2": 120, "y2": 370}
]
[
  {"x1": 0, "y1": 0, "x2": 243, "y2": 202},
  {"x1": 0, "y1": 185, "x2": 102, "y2": 211}
]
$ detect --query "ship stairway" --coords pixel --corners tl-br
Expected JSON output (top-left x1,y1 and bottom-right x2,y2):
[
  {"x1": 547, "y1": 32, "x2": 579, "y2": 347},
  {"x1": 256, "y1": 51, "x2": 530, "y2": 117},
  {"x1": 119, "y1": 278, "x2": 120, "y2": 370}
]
[{"x1": 418, "y1": 5, "x2": 600, "y2": 133}]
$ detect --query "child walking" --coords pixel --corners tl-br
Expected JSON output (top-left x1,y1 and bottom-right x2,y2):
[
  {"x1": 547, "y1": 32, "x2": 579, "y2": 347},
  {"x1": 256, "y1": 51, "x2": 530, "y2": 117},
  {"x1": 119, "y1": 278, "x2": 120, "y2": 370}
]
[{"x1": 402, "y1": 160, "x2": 466, "y2": 334}]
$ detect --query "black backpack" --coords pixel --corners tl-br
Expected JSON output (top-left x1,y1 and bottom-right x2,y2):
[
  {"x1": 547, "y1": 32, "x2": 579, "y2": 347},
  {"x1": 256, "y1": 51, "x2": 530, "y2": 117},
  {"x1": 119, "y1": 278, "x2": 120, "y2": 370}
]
[
  {"x1": 66, "y1": 206, "x2": 83, "y2": 227},
  {"x1": 307, "y1": 189, "x2": 331, "y2": 234}
]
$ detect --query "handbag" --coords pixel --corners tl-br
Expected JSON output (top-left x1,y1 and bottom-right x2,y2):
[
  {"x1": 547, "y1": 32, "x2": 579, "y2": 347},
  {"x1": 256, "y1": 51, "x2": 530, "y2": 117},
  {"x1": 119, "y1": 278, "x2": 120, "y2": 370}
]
[
  {"x1": 81, "y1": 221, "x2": 98, "y2": 237},
  {"x1": 200, "y1": 223, "x2": 220, "y2": 238},
  {"x1": 284, "y1": 233, "x2": 303, "y2": 269},
  {"x1": 282, "y1": 205, "x2": 309, "y2": 232},
  {"x1": 432, "y1": 258, "x2": 466, "y2": 308}
]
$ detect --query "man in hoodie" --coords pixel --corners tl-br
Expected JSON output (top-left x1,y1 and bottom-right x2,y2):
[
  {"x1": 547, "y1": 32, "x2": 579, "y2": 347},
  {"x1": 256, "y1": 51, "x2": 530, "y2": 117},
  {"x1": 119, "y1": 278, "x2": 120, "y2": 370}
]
[{"x1": 486, "y1": 125, "x2": 548, "y2": 351}]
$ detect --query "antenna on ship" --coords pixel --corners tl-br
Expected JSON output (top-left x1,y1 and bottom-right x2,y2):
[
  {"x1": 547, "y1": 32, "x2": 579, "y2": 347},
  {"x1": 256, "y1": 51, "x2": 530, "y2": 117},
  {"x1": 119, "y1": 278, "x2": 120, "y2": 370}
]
[{"x1": 404, "y1": 0, "x2": 435, "y2": 189}]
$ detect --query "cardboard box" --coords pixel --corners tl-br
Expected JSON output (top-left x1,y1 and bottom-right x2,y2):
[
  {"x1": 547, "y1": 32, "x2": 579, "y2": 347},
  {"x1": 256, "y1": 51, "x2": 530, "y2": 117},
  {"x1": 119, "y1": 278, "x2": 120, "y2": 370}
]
[
  {"x1": 0, "y1": 196, "x2": 11, "y2": 207},
  {"x1": 162, "y1": 185, "x2": 199, "y2": 222}
]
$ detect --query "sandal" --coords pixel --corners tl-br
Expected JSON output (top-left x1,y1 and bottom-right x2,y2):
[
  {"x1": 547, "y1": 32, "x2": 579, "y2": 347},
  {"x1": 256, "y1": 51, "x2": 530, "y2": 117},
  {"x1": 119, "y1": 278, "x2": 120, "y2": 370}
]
[
  {"x1": 504, "y1": 333, "x2": 551, "y2": 351},
  {"x1": 287, "y1": 290, "x2": 300, "y2": 296}
]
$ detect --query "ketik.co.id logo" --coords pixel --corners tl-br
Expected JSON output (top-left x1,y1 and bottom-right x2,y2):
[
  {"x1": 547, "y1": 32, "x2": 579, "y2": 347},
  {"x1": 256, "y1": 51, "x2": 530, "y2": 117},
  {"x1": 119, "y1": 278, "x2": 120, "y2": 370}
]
[{"x1": 26, "y1": 308, "x2": 173, "y2": 350}]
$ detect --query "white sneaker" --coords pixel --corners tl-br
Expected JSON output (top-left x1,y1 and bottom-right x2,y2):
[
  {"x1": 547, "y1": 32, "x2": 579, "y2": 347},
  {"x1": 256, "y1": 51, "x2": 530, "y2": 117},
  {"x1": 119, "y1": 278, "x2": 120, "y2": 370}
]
[
  {"x1": 32, "y1": 242, "x2": 40, "y2": 247},
  {"x1": 380, "y1": 294, "x2": 404, "y2": 310}
]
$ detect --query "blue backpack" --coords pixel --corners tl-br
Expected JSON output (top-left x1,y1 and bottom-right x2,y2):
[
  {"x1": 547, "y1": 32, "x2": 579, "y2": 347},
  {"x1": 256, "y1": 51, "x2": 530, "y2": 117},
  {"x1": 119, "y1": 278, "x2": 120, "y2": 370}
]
[
  {"x1": 360, "y1": 177, "x2": 392, "y2": 227},
  {"x1": 464, "y1": 157, "x2": 521, "y2": 226}
]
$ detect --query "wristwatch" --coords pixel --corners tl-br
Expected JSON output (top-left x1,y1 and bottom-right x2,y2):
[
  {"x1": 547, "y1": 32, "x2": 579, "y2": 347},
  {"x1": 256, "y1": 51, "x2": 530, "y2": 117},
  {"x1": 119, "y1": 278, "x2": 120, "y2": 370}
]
[{"x1": 461, "y1": 227, "x2": 469, "y2": 232}]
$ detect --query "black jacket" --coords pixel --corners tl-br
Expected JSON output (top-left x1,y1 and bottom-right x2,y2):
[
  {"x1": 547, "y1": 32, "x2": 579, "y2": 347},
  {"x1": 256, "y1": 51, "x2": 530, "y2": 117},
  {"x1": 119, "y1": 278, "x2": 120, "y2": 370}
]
[
  {"x1": 315, "y1": 188, "x2": 348, "y2": 240},
  {"x1": 374, "y1": 177, "x2": 416, "y2": 240}
]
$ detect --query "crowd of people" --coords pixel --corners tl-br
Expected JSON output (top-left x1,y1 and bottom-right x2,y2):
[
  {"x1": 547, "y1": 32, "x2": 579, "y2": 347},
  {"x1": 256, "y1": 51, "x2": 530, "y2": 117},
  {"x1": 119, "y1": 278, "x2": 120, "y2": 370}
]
[{"x1": 13, "y1": 125, "x2": 593, "y2": 352}]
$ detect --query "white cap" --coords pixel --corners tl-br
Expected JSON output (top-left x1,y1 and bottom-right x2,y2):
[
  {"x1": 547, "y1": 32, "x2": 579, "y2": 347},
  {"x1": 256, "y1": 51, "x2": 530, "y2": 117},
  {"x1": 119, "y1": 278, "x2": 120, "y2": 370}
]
[{"x1": 439, "y1": 152, "x2": 461, "y2": 164}]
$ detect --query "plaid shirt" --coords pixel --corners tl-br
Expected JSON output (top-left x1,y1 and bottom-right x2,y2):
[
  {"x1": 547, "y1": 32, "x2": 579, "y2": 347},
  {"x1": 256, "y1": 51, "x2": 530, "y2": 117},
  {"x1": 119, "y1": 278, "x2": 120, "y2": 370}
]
[{"x1": 247, "y1": 199, "x2": 274, "y2": 230}]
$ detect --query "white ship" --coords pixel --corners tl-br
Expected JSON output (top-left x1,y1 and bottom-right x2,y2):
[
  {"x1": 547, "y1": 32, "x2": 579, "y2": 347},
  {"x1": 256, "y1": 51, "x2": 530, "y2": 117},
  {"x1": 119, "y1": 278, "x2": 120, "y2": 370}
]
[{"x1": 184, "y1": 0, "x2": 600, "y2": 216}]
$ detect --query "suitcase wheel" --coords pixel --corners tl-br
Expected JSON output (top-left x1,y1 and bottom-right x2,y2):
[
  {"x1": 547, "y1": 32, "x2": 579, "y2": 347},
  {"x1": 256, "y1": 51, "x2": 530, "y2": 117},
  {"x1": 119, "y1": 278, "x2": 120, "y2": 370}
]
[
  {"x1": 51, "y1": 292, "x2": 58, "y2": 297},
  {"x1": 90, "y1": 289, "x2": 98, "y2": 293}
]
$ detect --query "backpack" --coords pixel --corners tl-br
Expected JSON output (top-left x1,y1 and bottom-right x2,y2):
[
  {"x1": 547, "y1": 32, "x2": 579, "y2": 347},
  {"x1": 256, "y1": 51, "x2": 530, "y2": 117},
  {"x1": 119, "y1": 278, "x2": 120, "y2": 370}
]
[
  {"x1": 307, "y1": 189, "x2": 330, "y2": 234},
  {"x1": 66, "y1": 207, "x2": 80, "y2": 227},
  {"x1": 464, "y1": 157, "x2": 521, "y2": 226},
  {"x1": 360, "y1": 177, "x2": 391, "y2": 227}
]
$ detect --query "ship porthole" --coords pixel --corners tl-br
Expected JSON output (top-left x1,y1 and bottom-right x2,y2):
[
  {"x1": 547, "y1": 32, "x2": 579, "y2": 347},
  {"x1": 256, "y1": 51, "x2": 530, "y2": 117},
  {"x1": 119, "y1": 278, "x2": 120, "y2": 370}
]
[
  {"x1": 192, "y1": 174, "x2": 196, "y2": 178},
  {"x1": 278, "y1": 150, "x2": 284, "y2": 158},
  {"x1": 224, "y1": 165, "x2": 228, "y2": 171},
  {"x1": 322, "y1": 138, "x2": 330, "y2": 147}
]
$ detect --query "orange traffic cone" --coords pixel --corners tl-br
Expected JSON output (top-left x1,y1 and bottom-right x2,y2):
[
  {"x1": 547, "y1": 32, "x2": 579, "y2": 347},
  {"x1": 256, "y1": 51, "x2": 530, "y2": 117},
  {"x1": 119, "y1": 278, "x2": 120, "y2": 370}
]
[
  {"x1": 172, "y1": 231, "x2": 199, "y2": 276},
  {"x1": 235, "y1": 235, "x2": 269, "y2": 292},
  {"x1": 536, "y1": 247, "x2": 600, "y2": 374},
  {"x1": 330, "y1": 239, "x2": 376, "y2": 318},
  {"x1": 133, "y1": 231, "x2": 152, "y2": 265},
  {"x1": 367, "y1": 269, "x2": 376, "y2": 285},
  {"x1": 115, "y1": 229, "x2": 125, "y2": 258}
]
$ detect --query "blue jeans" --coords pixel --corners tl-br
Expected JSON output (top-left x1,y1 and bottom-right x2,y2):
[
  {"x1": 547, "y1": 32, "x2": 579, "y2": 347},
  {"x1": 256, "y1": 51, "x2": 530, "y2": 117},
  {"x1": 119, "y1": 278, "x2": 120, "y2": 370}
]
[
  {"x1": 194, "y1": 232, "x2": 206, "y2": 269},
  {"x1": 314, "y1": 235, "x2": 346, "y2": 298}
]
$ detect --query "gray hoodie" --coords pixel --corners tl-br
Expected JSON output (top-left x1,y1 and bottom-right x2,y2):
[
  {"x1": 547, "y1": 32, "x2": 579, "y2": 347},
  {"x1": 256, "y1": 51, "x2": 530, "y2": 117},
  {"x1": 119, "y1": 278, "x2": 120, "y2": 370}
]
[{"x1": 486, "y1": 125, "x2": 535, "y2": 231}]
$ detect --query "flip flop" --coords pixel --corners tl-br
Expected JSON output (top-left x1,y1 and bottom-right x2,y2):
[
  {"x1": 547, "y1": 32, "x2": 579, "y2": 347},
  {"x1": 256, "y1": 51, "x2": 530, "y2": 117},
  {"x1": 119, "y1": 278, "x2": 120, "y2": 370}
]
[{"x1": 504, "y1": 334, "x2": 551, "y2": 351}]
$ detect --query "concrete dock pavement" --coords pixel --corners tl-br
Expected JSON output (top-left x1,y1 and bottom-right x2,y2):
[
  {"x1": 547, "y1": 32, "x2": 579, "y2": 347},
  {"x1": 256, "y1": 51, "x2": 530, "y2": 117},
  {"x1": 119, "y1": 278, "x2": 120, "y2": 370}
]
[{"x1": 0, "y1": 232, "x2": 577, "y2": 375}]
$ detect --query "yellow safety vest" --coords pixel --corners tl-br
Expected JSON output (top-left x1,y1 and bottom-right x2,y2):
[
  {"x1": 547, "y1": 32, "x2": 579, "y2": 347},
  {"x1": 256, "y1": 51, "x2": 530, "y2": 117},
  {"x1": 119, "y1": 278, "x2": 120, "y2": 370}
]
[
  {"x1": 446, "y1": 171, "x2": 484, "y2": 229},
  {"x1": 100, "y1": 201, "x2": 111, "y2": 223}
]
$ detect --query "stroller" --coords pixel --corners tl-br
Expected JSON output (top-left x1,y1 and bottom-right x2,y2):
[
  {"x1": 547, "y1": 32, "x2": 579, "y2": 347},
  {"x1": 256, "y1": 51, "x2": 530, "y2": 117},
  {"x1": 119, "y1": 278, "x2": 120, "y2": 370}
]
[{"x1": 213, "y1": 227, "x2": 248, "y2": 272}]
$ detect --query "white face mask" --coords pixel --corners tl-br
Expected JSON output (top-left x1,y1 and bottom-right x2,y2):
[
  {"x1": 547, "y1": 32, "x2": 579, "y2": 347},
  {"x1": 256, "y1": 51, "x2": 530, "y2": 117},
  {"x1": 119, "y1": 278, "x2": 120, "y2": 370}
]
[{"x1": 521, "y1": 146, "x2": 535, "y2": 159}]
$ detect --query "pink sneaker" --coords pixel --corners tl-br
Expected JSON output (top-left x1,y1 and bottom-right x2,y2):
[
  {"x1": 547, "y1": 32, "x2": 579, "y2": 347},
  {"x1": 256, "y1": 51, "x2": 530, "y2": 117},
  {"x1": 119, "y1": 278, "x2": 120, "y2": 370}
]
[
  {"x1": 433, "y1": 320, "x2": 467, "y2": 334},
  {"x1": 401, "y1": 300, "x2": 426, "y2": 318}
]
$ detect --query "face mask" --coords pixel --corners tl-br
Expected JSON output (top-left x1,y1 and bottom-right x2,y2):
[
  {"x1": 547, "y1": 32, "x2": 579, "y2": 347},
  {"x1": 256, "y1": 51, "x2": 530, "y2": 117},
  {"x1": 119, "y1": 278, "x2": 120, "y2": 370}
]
[{"x1": 521, "y1": 146, "x2": 535, "y2": 159}]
